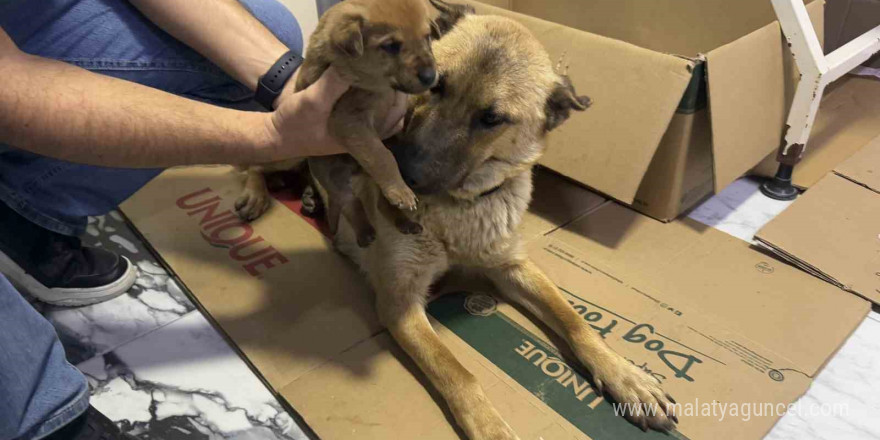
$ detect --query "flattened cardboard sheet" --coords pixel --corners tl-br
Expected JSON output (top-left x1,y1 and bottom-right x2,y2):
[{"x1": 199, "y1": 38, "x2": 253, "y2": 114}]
[
  {"x1": 834, "y1": 132, "x2": 880, "y2": 193},
  {"x1": 544, "y1": 203, "x2": 869, "y2": 376},
  {"x1": 756, "y1": 173, "x2": 880, "y2": 305}
]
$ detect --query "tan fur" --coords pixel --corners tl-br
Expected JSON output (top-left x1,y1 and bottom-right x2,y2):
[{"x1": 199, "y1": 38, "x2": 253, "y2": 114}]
[
  {"x1": 235, "y1": 0, "x2": 438, "y2": 234},
  {"x1": 320, "y1": 12, "x2": 678, "y2": 440}
]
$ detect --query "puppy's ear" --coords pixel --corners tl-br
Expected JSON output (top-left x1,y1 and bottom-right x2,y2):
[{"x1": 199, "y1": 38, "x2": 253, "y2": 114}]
[
  {"x1": 429, "y1": 0, "x2": 473, "y2": 40},
  {"x1": 545, "y1": 75, "x2": 591, "y2": 132},
  {"x1": 331, "y1": 14, "x2": 365, "y2": 57}
]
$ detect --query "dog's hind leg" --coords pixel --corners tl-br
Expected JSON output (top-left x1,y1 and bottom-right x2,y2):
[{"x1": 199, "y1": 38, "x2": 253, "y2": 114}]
[
  {"x1": 486, "y1": 259, "x2": 678, "y2": 432},
  {"x1": 373, "y1": 272, "x2": 520, "y2": 440},
  {"x1": 342, "y1": 197, "x2": 376, "y2": 247}
]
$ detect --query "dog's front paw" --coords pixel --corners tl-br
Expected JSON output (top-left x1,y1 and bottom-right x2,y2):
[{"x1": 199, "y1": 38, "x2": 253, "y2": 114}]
[
  {"x1": 382, "y1": 183, "x2": 418, "y2": 211},
  {"x1": 234, "y1": 189, "x2": 271, "y2": 221},
  {"x1": 592, "y1": 354, "x2": 678, "y2": 432},
  {"x1": 457, "y1": 406, "x2": 520, "y2": 440}
]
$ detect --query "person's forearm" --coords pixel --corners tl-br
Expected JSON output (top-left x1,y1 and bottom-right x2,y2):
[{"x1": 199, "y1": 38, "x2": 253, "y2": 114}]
[
  {"x1": 0, "y1": 38, "x2": 278, "y2": 168},
  {"x1": 129, "y1": 0, "x2": 290, "y2": 93}
]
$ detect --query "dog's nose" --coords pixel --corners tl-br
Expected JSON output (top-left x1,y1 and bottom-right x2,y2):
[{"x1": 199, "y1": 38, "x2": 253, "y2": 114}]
[{"x1": 417, "y1": 67, "x2": 436, "y2": 86}]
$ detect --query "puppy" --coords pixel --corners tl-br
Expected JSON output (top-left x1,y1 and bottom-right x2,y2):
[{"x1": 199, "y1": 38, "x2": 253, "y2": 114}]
[
  {"x1": 315, "y1": 4, "x2": 679, "y2": 439},
  {"x1": 236, "y1": 0, "x2": 440, "y2": 246}
]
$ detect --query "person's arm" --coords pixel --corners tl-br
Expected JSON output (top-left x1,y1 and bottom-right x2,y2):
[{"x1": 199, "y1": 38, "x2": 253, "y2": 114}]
[
  {"x1": 0, "y1": 29, "x2": 348, "y2": 168},
  {"x1": 128, "y1": 0, "x2": 288, "y2": 99}
]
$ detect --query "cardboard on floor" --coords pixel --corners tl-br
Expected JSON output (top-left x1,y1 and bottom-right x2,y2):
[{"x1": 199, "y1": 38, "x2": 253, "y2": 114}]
[
  {"x1": 122, "y1": 165, "x2": 868, "y2": 440},
  {"x1": 756, "y1": 135, "x2": 880, "y2": 305},
  {"x1": 465, "y1": 0, "x2": 823, "y2": 220}
]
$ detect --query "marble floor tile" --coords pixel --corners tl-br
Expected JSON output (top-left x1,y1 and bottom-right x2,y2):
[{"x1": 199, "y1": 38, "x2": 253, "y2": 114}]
[
  {"x1": 30, "y1": 211, "x2": 195, "y2": 365},
  {"x1": 78, "y1": 311, "x2": 307, "y2": 440},
  {"x1": 764, "y1": 311, "x2": 880, "y2": 440},
  {"x1": 687, "y1": 177, "x2": 795, "y2": 243}
]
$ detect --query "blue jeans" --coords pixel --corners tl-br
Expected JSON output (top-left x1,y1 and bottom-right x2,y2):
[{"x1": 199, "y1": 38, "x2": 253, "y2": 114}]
[
  {"x1": 0, "y1": 1, "x2": 302, "y2": 438},
  {"x1": 0, "y1": 0, "x2": 303, "y2": 237}
]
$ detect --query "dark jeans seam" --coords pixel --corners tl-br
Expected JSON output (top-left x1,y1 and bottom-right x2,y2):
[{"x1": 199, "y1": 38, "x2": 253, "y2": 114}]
[
  {"x1": 0, "y1": 181, "x2": 81, "y2": 237},
  {"x1": 62, "y1": 57, "x2": 231, "y2": 78}
]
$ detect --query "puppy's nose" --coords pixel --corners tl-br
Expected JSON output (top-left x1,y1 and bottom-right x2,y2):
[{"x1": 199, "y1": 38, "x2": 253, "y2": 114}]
[{"x1": 417, "y1": 67, "x2": 436, "y2": 86}]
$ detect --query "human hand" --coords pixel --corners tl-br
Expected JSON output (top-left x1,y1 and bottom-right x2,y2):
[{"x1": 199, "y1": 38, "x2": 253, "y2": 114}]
[
  {"x1": 263, "y1": 66, "x2": 351, "y2": 159},
  {"x1": 263, "y1": 67, "x2": 408, "y2": 161}
]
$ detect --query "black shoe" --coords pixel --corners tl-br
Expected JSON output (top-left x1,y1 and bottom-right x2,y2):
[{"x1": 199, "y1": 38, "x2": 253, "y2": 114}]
[
  {"x1": 0, "y1": 202, "x2": 136, "y2": 306},
  {"x1": 44, "y1": 405, "x2": 137, "y2": 440}
]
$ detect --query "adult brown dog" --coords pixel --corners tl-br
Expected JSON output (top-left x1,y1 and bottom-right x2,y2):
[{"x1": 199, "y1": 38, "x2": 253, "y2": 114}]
[
  {"x1": 315, "y1": 3, "x2": 679, "y2": 439},
  {"x1": 235, "y1": 0, "x2": 438, "y2": 245}
]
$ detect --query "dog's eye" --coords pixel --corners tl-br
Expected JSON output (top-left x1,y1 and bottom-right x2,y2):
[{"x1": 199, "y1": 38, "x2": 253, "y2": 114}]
[
  {"x1": 381, "y1": 40, "x2": 402, "y2": 55},
  {"x1": 479, "y1": 109, "x2": 505, "y2": 128}
]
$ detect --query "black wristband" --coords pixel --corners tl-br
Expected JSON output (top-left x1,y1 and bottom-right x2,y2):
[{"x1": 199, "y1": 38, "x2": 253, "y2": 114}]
[{"x1": 255, "y1": 50, "x2": 303, "y2": 110}]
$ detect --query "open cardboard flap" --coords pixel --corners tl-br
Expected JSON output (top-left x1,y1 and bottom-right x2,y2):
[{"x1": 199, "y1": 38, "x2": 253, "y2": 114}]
[
  {"x1": 755, "y1": 136, "x2": 880, "y2": 305},
  {"x1": 470, "y1": 2, "x2": 694, "y2": 204},
  {"x1": 706, "y1": 0, "x2": 824, "y2": 191},
  {"x1": 122, "y1": 165, "x2": 868, "y2": 440},
  {"x1": 751, "y1": 76, "x2": 880, "y2": 188}
]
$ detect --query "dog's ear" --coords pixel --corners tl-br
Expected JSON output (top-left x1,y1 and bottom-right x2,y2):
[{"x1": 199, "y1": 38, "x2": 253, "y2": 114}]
[
  {"x1": 429, "y1": 0, "x2": 473, "y2": 40},
  {"x1": 545, "y1": 75, "x2": 591, "y2": 132},
  {"x1": 331, "y1": 13, "x2": 365, "y2": 57}
]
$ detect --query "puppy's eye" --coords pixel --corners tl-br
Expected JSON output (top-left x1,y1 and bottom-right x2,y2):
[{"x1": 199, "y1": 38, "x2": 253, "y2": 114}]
[
  {"x1": 479, "y1": 109, "x2": 505, "y2": 128},
  {"x1": 381, "y1": 40, "x2": 402, "y2": 55}
]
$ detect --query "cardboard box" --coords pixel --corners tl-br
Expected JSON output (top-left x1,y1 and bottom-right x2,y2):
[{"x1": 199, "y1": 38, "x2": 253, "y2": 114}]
[
  {"x1": 751, "y1": 76, "x2": 880, "y2": 189},
  {"x1": 825, "y1": 0, "x2": 880, "y2": 69},
  {"x1": 465, "y1": 0, "x2": 824, "y2": 221},
  {"x1": 756, "y1": 134, "x2": 880, "y2": 305},
  {"x1": 121, "y1": 166, "x2": 868, "y2": 440}
]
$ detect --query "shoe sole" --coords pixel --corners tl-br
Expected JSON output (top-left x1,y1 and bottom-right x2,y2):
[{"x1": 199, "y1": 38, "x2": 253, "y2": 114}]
[{"x1": 0, "y1": 249, "x2": 137, "y2": 306}]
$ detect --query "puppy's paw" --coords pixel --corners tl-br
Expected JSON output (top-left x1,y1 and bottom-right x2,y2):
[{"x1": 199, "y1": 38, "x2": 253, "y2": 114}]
[
  {"x1": 234, "y1": 189, "x2": 271, "y2": 221},
  {"x1": 382, "y1": 184, "x2": 418, "y2": 211},
  {"x1": 356, "y1": 226, "x2": 377, "y2": 248},
  {"x1": 591, "y1": 354, "x2": 678, "y2": 432},
  {"x1": 395, "y1": 218, "x2": 423, "y2": 235},
  {"x1": 301, "y1": 185, "x2": 322, "y2": 218}
]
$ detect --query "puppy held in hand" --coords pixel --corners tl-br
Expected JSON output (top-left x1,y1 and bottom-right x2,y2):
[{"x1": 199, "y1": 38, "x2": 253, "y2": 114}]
[{"x1": 236, "y1": 0, "x2": 438, "y2": 246}]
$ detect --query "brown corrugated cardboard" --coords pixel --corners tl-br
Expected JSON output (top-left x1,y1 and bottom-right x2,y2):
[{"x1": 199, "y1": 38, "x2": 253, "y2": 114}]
[
  {"x1": 825, "y1": 0, "x2": 880, "y2": 69},
  {"x1": 752, "y1": 76, "x2": 880, "y2": 188},
  {"x1": 520, "y1": 167, "x2": 606, "y2": 242},
  {"x1": 467, "y1": 0, "x2": 823, "y2": 221},
  {"x1": 122, "y1": 166, "x2": 868, "y2": 440},
  {"x1": 756, "y1": 139, "x2": 880, "y2": 305},
  {"x1": 835, "y1": 132, "x2": 880, "y2": 192},
  {"x1": 540, "y1": 203, "x2": 869, "y2": 377}
]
